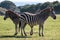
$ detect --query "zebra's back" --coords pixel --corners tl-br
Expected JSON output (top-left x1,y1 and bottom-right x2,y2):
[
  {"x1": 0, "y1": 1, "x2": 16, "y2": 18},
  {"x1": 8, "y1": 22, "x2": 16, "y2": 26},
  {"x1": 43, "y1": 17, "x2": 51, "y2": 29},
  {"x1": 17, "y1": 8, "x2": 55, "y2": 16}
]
[{"x1": 20, "y1": 12, "x2": 44, "y2": 26}]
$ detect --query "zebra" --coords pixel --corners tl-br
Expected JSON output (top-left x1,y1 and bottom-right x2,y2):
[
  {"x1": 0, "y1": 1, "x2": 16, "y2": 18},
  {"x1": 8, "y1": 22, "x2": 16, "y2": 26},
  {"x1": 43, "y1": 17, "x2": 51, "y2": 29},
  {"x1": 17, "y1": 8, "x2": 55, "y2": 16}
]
[
  {"x1": 0, "y1": 7, "x2": 20, "y2": 36},
  {"x1": 19, "y1": 6, "x2": 56, "y2": 36},
  {"x1": 4, "y1": 10, "x2": 21, "y2": 36}
]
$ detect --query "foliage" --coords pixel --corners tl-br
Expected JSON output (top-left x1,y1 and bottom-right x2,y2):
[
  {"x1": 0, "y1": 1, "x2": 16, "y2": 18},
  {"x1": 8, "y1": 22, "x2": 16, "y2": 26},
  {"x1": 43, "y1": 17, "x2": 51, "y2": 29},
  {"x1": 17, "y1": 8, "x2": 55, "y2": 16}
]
[
  {"x1": 18, "y1": 1, "x2": 60, "y2": 14},
  {"x1": 0, "y1": 1, "x2": 20, "y2": 15},
  {"x1": 0, "y1": 1, "x2": 16, "y2": 9},
  {"x1": 0, "y1": 1, "x2": 60, "y2": 15}
]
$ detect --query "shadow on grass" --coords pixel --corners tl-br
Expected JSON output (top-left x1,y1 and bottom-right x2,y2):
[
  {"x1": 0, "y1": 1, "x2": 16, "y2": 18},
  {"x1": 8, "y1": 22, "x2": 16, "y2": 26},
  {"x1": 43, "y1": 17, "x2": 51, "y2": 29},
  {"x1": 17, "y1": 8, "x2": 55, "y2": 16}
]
[
  {"x1": 0, "y1": 32, "x2": 38, "y2": 38},
  {"x1": 0, "y1": 35, "x2": 31, "y2": 38}
]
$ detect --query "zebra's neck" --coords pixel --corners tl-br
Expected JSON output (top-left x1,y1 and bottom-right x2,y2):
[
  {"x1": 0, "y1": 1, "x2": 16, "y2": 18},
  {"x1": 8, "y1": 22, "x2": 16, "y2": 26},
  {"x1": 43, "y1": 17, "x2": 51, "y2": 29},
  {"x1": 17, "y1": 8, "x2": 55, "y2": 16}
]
[
  {"x1": 9, "y1": 14, "x2": 19, "y2": 21},
  {"x1": 38, "y1": 12, "x2": 49, "y2": 21}
]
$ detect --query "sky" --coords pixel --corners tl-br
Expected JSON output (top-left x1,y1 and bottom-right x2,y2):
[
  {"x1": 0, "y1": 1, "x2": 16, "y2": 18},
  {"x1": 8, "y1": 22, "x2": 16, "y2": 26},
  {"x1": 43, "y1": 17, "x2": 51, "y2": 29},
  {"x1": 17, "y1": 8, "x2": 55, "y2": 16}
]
[
  {"x1": 0, "y1": 0, "x2": 60, "y2": 6},
  {"x1": 0, "y1": 0, "x2": 59, "y2": 3}
]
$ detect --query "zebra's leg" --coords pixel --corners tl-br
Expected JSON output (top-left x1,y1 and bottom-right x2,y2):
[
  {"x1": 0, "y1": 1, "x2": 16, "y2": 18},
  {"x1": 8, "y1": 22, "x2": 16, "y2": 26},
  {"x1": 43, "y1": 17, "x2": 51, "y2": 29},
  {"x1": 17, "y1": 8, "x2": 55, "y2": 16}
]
[
  {"x1": 14, "y1": 24, "x2": 18, "y2": 36},
  {"x1": 39, "y1": 25, "x2": 42, "y2": 36},
  {"x1": 30, "y1": 26, "x2": 33, "y2": 35},
  {"x1": 19, "y1": 21, "x2": 21, "y2": 32},
  {"x1": 21, "y1": 25, "x2": 23, "y2": 36},
  {"x1": 41, "y1": 25, "x2": 44, "y2": 36},
  {"x1": 23, "y1": 23, "x2": 27, "y2": 36},
  {"x1": 20, "y1": 21, "x2": 25, "y2": 36}
]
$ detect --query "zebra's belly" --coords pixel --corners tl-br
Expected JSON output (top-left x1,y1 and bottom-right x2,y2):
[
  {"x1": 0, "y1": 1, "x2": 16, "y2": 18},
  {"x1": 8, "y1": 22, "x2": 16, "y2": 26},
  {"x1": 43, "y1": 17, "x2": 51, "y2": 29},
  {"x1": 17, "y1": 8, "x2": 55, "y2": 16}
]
[
  {"x1": 28, "y1": 21, "x2": 38, "y2": 26},
  {"x1": 27, "y1": 20, "x2": 44, "y2": 26}
]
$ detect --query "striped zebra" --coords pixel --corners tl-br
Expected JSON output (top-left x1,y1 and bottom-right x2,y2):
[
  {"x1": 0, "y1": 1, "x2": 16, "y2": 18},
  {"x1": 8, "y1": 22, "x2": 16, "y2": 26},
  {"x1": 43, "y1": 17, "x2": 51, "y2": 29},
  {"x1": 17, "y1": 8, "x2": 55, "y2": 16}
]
[
  {"x1": 19, "y1": 6, "x2": 56, "y2": 36},
  {"x1": 0, "y1": 7, "x2": 20, "y2": 36}
]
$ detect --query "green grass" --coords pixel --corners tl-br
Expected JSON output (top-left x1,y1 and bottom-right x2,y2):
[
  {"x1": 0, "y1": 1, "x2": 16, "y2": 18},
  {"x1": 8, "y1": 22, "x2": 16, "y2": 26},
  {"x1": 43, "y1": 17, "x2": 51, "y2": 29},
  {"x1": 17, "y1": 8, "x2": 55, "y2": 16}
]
[{"x1": 0, "y1": 14, "x2": 60, "y2": 40}]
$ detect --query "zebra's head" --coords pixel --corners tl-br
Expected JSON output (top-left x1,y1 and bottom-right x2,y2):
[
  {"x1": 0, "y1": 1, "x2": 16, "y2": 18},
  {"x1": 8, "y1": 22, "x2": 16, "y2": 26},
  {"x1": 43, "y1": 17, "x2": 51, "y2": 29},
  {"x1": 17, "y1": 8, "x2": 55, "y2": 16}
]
[
  {"x1": 4, "y1": 11, "x2": 10, "y2": 20},
  {"x1": 48, "y1": 6, "x2": 56, "y2": 19}
]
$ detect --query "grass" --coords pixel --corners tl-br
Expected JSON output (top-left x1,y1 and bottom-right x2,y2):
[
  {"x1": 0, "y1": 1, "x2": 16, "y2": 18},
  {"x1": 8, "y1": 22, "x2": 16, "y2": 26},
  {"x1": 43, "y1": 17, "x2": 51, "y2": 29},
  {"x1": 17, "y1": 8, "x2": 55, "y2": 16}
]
[{"x1": 0, "y1": 14, "x2": 60, "y2": 40}]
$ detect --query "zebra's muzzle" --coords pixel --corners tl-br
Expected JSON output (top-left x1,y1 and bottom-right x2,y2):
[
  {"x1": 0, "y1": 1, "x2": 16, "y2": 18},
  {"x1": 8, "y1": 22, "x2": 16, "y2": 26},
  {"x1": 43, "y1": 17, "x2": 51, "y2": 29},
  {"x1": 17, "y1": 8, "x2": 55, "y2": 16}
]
[
  {"x1": 4, "y1": 17, "x2": 6, "y2": 20},
  {"x1": 53, "y1": 16, "x2": 56, "y2": 19}
]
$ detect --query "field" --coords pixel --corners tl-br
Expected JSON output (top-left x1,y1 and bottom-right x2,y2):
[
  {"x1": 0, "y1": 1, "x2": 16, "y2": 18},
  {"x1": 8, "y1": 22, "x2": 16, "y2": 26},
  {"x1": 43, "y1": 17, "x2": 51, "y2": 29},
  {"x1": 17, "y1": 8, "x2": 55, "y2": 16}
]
[{"x1": 0, "y1": 14, "x2": 60, "y2": 40}]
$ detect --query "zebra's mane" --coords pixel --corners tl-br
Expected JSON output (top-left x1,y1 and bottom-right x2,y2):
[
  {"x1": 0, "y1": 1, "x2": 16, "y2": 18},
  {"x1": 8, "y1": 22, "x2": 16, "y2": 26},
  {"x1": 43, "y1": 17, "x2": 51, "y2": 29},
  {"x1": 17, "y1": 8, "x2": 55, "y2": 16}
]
[
  {"x1": 6, "y1": 10, "x2": 20, "y2": 17},
  {"x1": 36, "y1": 7, "x2": 51, "y2": 14},
  {"x1": 41, "y1": 7, "x2": 50, "y2": 13},
  {"x1": 24, "y1": 12, "x2": 37, "y2": 15}
]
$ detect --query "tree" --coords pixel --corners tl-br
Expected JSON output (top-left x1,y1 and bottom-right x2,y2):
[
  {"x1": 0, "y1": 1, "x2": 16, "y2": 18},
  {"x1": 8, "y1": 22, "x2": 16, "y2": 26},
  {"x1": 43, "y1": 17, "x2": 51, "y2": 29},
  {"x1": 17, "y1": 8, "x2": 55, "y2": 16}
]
[
  {"x1": 40, "y1": 2, "x2": 51, "y2": 10},
  {"x1": 0, "y1": 1, "x2": 20, "y2": 15}
]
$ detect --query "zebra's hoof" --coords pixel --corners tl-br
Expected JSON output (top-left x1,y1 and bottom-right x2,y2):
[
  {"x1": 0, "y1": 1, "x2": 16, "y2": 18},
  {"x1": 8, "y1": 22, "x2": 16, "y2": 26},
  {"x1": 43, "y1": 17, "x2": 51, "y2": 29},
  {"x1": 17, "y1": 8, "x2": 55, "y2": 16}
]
[
  {"x1": 39, "y1": 35, "x2": 41, "y2": 36},
  {"x1": 21, "y1": 34, "x2": 23, "y2": 36},
  {"x1": 39, "y1": 34, "x2": 41, "y2": 36},
  {"x1": 25, "y1": 35, "x2": 27, "y2": 36},
  {"x1": 25, "y1": 34, "x2": 27, "y2": 36},
  {"x1": 30, "y1": 32, "x2": 33, "y2": 35},
  {"x1": 42, "y1": 35, "x2": 44, "y2": 37},
  {"x1": 30, "y1": 34, "x2": 32, "y2": 35},
  {"x1": 14, "y1": 33, "x2": 17, "y2": 36}
]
